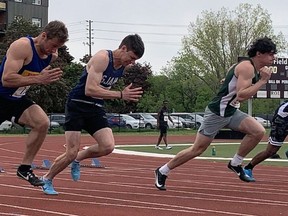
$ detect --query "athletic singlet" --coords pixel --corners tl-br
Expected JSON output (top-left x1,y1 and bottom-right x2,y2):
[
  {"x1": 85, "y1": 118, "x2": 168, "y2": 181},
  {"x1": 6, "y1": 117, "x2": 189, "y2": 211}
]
[
  {"x1": 0, "y1": 36, "x2": 52, "y2": 100},
  {"x1": 208, "y1": 58, "x2": 259, "y2": 117},
  {"x1": 158, "y1": 107, "x2": 169, "y2": 125},
  {"x1": 274, "y1": 101, "x2": 288, "y2": 119},
  {"x1": 68, "y1": 50, "x2": 125, "y2": 106}
]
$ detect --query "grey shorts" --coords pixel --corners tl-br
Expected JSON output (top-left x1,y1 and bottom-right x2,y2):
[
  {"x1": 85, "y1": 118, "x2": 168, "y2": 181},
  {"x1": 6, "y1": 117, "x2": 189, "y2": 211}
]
[{"x1": 198, "y1": 107, "x2": 249, "y2": 138}]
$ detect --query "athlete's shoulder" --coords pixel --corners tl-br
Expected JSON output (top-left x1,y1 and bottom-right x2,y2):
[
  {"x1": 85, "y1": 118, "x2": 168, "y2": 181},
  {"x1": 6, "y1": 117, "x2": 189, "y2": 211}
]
[{"x1": 9, "y1": 37, "x2": 30, "y2": 49}]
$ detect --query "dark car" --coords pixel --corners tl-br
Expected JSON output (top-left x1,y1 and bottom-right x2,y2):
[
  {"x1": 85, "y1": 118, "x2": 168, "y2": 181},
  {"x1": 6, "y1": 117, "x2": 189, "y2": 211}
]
[{"x1": 107, "y1": 114, "x2": 126, "y2": 128}]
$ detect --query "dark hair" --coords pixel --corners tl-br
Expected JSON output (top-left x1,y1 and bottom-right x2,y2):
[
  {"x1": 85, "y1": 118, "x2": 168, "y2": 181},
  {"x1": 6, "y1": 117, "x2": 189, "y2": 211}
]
[
  {"x1": 42, "y1": 20, "x2": 69, "y2": 43},
  {"x1": 119, "y1": 34, "x2": 145, "y2": 58},
  {"x1": 247, "y1": 37, "x2": 277, "y2": 57}
]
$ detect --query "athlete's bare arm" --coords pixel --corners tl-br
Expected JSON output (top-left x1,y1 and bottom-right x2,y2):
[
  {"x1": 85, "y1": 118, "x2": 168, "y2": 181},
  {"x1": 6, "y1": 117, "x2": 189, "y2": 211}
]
[
  {"x1": 235, "y1": 61, "x2": 271, "y2": 102},
  {"x1": 2, "y1": 38, "x2": 62, "y2": 88},
  {"x1": 85, "y1": 50, "x2": 143, "y2": 101}
]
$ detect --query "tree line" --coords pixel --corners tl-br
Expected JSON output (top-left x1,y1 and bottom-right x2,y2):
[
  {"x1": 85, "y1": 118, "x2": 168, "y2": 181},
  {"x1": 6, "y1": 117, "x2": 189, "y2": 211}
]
[{"x1": 0, "y1": 3, "x2": 286, "y2": 117}]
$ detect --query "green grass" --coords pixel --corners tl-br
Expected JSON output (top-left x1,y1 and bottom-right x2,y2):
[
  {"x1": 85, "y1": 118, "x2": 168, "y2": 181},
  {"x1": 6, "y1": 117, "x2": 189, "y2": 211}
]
[{"x1": 116, "y1": 142, "x2": 288, "y2": 166}]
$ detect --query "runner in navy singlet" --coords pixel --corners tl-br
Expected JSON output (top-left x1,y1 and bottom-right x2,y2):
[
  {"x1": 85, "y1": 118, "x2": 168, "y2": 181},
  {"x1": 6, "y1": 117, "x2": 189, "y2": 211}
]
[
  {"x1": 41, "y1": 34, "x2": 145, "y2": 195},
  {"x1": 0, "y1": 20, "x2": 68, "y2": 187}
]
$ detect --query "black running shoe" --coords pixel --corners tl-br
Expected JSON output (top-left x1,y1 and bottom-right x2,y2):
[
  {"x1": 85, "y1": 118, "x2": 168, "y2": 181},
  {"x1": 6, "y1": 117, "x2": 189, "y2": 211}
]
[
  {"x1": 227, "y1": 161, "x2": 253, "y2": 182},
  {"x1": 155, "y1": 167, "x2": 167, "y2": 190},
  {"x1": 17, "y1": 167, "x2": 45, "y2": 186}
]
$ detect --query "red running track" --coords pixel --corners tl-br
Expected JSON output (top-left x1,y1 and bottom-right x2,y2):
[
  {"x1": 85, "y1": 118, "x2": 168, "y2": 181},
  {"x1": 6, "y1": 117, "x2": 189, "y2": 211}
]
[{"x1": 0, "y1": 134, "x2": 287, "y2": 216}]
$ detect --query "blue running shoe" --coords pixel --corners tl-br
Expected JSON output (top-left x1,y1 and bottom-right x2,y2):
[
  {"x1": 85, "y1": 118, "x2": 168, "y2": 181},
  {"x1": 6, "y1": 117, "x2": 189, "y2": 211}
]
[
  {"x1": 71, "y1": 161, "x2": 80, "y2": 181},
  {"x1": 243, "y1": 168, "x2": 256, "y2": 182},
  {"x1": 41, "y1": 177, "x2": 58, "y2": 195},
  {"x1": 227, "y1": 161, "x2": 254, "y2": 182}
]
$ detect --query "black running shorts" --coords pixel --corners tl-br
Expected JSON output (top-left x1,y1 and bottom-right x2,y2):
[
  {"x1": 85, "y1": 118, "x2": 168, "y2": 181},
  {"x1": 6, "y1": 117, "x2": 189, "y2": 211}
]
[
  {"x1": 64, "y1": 100, "x2": 109, "y2": 135},
  {"x1": 0, "y1": 96, "x2": 35, "y2": 125}
]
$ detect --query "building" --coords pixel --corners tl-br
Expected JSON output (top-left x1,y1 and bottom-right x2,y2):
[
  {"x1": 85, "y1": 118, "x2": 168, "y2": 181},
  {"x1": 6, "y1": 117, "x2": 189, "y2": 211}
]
[{"x1": 0, "y1": 0, "x2": 48, "y2": 36}]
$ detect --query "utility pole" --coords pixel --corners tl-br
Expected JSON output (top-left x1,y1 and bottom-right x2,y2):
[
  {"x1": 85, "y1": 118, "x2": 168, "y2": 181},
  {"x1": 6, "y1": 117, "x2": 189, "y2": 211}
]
[{"x1": 84, "y1": 20, "x2": 94, "y2": 57}]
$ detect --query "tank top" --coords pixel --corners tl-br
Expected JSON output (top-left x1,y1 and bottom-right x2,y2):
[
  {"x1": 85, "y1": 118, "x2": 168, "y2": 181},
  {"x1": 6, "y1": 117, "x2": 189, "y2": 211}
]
[
  {"x1": 274, "y1": 101, "x2": 288, "y2": 119},
  {"x1": 0, "y1": 36, "x2": 52, "y2": 100},
  {"x1": 68, "y1": 50, "x2": 125, "y2": 106},
  {"x1": 208, "y1": 58, "x2": 259, "y2": 117}
]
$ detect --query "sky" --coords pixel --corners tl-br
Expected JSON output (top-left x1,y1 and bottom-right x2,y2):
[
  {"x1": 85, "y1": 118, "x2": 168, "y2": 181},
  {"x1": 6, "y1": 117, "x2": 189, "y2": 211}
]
[{"x1": 48, "y1": 0, "x2": 288, "y2": 73}]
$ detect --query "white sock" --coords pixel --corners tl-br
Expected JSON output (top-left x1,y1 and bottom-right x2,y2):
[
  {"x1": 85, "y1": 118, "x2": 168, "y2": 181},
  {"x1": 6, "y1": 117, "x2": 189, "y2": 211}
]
[
  {"x1": 159, "y1": 164, "x2": 170, "y2": 176},
  {"x1": 231, "y1": 154, "x2": 244, "y2": 166}
]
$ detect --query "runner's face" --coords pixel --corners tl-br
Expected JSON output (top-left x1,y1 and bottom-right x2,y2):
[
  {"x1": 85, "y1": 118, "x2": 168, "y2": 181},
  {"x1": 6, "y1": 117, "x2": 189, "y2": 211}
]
[
  {"x1": 40, "y1": 37, "x2": 64, "y2": 55},
  {"x1": 260, "y1": 52, "x2": 276, "y2": 66},
  {"x1": 120, "y1": 46, "x2": 139, "y2": 66}
]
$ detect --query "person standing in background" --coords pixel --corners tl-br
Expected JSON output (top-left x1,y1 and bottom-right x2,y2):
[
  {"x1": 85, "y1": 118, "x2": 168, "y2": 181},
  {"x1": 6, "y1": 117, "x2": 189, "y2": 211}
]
[{"x1": 155, "y1": 100, "x2": 174, "y2": 150}]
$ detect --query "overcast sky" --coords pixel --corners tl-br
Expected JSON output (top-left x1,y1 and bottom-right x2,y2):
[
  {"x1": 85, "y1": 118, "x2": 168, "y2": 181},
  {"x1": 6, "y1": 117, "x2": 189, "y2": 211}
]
[{"x1": 48, "y1": 0, "x2": 288, "y2": 73}]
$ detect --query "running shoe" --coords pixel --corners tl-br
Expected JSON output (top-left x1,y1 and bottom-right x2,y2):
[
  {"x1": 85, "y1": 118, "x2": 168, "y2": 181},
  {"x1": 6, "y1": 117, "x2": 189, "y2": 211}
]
[
  {"x1": 40, "y1": 177, "x2": 58, "y2": 195},
  {"x1": 227, "y1": 161, "x2": 254, "y2": 182},
  {"x1": 71, "y1": 161, "x2": 80, "y2": 181},
  {"x1": 17, "y1": 166, "x2": 44, "y2": 186},
  {"x1": 155, "y1": 145, "x2": 163, "y2": 150},
  {"x1": 166, "y1": 146, "x2": 172, "y2": 150},
  {"x1": 243, "y1": 168, "x2": 256, "y2": 182},
  {"x1": 154, "y1": 167, "x2": 167, "y2": 190}
]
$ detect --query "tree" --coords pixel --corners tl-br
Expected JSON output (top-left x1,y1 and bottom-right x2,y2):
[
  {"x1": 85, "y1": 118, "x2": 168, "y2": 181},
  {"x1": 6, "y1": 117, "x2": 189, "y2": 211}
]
[
  {"x1": 105, "y1": 62, "x2": 152, "y2": 113},
  {"x1": 163, "y1": 3, "x2": 287, "y2": 113},
  {"x1": 0, "y1": 18, "x2": 40, "y2": 61}
]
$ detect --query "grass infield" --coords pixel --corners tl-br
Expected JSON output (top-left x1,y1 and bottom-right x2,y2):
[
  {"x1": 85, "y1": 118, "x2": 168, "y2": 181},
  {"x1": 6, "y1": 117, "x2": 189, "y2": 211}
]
[{"x1": 116, "y1": 142, "x2": 288, "y2": 166}]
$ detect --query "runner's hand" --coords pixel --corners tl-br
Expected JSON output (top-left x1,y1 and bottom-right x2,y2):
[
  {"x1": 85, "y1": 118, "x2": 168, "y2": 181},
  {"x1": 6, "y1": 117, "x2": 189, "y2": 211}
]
[{"x1": 121, "y1": 83, "x2": 143, "y2": 102}]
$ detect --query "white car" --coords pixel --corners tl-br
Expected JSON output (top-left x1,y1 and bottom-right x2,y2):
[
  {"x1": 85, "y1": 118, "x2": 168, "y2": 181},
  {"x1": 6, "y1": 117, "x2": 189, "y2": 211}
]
[
  {"x1": 128, "y1": 113, "x2": 157, "y2": 129},
  {"x1": 119, "y1": 114, "x2": 145, "y2": 129},
  {"x1": 170, "y1": 116, "x2": 183, "y2": 128},
  {"x1": 0, "y1": 120, "x2": 12, "y2": 131},
  {"x1": 254, "y1": 117, "x2": 271, "y2": 128},
  {"x1": 49, "y1": 121, "x2": 60, "y2": 129}
]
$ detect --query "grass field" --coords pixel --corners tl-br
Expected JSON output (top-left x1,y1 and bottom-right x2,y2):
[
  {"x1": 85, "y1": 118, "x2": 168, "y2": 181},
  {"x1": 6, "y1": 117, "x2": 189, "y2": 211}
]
[{"x1": 116, "y1": 142, "x2": 288, "y2": 166}]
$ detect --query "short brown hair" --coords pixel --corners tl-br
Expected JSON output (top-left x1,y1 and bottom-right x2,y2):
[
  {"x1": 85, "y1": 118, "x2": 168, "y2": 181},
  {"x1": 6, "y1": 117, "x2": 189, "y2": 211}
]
[{"x1": 42, "y1": 20, "x2": 69, "y2": 43}]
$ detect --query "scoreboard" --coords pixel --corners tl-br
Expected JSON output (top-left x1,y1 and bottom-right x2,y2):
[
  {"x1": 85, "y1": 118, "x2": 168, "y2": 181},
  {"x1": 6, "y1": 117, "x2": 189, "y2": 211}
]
[{"x1": 256, "y1": 57, "x2": 288, "y2": 99}]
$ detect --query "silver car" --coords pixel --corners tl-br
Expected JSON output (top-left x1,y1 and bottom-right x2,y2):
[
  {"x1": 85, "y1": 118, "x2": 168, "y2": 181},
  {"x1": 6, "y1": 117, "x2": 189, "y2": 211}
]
[
  {"x1": 128, "y1": 113, "x2": 157, "y2": 129},
  {"x1": 120, "y1": 114, "x2": 145, "y2": 129}
]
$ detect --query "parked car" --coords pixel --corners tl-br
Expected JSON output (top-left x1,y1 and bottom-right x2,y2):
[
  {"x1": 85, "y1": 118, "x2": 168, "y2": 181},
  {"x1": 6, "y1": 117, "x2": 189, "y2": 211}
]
[
  {"x1": 170, "y1": 116, "x2": 183, "y2": 128},
  {"x1": 254, "y1": 116, "x2": 271, "y2": 128},
  {"x1": 48, "y1": 114, "x2": 65, "y2": 126},
  {"x1": 106, "y1": 114, "x2": 126, "y2": 128},
  {"x1": 0, "y1": 120, "x2": 12, "y2": 131},
  {"x1": 171, "y1": 112, "x2": 204, "y2": 128},
  {"x1": 119, "y1": 114, "x2": 145, "y2": 129},
  {"x1": 49, "y1": 121, "x2": 60, "y2": 129},
  {"x1": 173, "y1": 116, "x2": 195, "y2": 128},
  {"x1": 128, "y1": 113, "x2": 157, "y2": 129},
  {"x1": 24, "y1": 120, "x2": 60, "y2": 131}
]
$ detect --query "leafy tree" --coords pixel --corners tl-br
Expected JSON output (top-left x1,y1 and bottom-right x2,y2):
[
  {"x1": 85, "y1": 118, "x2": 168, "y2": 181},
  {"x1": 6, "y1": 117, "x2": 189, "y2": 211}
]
[
  {"x1": 80, "y1": 54, "x2": 91, "y2": 64},
  {"x1": 62, "y1": 62, "x2": 84, "y2": 91},
  {"x1": 0, "y1": 18, "x2": 40, "y2": 61},
  {"x1": 105, "y1": 62, "x2": 152, "y2": 113},
  {"x1": 163, "y1": 3, "x2": 287, "y2": 114}
]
